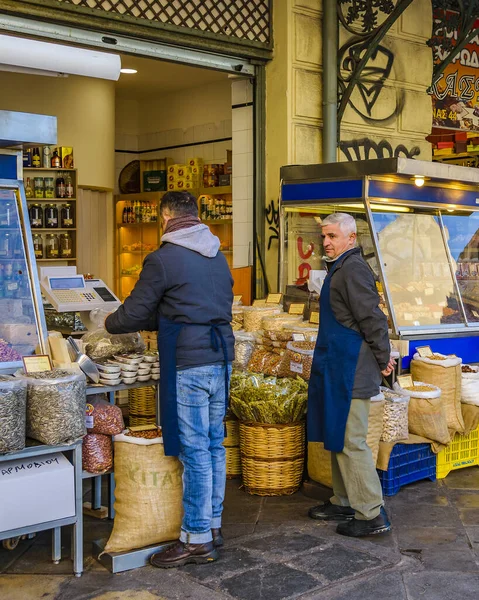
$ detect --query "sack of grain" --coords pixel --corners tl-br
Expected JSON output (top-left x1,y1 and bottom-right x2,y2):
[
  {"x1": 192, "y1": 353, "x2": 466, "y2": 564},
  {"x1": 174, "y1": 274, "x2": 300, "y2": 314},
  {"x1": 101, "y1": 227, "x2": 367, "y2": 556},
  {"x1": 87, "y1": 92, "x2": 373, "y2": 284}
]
[
  {"x1": 394, "y1": 381, "x2": 450, "y2": 445},
  {"x1": 104, "y1": 432, "x2": 183, "y2": 554},
  {"x1": 380, "y1": 386, "x2": 409, "y2": 442},
  {"x1": 410, "y1": 352, "x2": 464, "y2": 433},
  {"x1": 308, "y1": 395, "x2": 385, "y2": 488},
  {"x1": 461, "y1": 365, "x2": 479, "y2": 407}
]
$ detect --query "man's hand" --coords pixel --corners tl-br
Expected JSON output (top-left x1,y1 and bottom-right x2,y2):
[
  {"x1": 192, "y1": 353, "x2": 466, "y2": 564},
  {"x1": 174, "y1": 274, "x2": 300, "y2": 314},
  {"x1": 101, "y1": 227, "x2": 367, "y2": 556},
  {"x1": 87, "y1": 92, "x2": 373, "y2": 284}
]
[{"x1": 381, "y1": 356, "x2": 397, "y2": 377}]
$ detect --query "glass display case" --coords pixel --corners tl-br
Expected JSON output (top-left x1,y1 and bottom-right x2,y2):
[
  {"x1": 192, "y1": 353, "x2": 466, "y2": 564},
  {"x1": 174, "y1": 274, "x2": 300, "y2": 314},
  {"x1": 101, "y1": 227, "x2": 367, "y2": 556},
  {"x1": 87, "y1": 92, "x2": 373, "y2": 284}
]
[
  {"x1": 279, "y1": 159, "x2": 479, "y2": 363},
  {"x1": 0, "y1": 180, "x2": 49, "y2": 372}
]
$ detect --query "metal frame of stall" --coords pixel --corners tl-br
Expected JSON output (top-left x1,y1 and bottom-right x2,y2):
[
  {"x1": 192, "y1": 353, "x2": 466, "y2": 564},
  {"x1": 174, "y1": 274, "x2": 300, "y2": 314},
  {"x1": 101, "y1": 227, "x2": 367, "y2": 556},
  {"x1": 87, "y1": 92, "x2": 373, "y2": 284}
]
[{"x1": 279, "y1": 158, "x2": 479, "y2": 367}]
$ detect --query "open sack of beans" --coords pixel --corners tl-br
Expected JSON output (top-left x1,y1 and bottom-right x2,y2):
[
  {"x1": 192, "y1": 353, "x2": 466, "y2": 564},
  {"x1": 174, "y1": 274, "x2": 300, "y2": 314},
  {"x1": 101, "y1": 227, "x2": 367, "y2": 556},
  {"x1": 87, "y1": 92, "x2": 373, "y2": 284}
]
[
  {"x1": 394, "y1": 381, "x2": 450, "y2": 445},
  {"x1": 308, "y1": 393, "x2": 386, "y2": 488},
  {"x1": 104, "y1": 428, "x2": 183, "y2": 554},
  {"x1": 380, "y1": 386, "x2": 410, "y2": 443},
  {"x1": 87, "y1": 396, "x2": 124, "y2": 435},
  {"x1": 461, "y1": 365, "x2": 479, "y2": 407},
  {"x1": 410, "y1": 352, "x2": 464, "y2": 433},
  {"x1": 0, "y1": 375, "x2": 27, "y2": 453}
]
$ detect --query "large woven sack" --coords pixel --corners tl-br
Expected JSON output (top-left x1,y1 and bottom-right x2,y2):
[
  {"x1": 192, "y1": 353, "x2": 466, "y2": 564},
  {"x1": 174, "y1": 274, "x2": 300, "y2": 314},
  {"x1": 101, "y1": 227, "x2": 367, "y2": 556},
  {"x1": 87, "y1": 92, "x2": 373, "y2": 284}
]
[
  {"x1": 461, "y1": 367, "x2": 479, "y2": 407},
  {"x1": 410, "y1": 353, "x2": 464, "y2": 433},
  {"x1": 308, "y1": 397, "x2": 385, "y2": 488},
  {"x1": 394, "y1": 382, "x2": 450, "y2": 445},
  {"x1": 104, "y1": 433, "x2": 183, "y2": 554}
]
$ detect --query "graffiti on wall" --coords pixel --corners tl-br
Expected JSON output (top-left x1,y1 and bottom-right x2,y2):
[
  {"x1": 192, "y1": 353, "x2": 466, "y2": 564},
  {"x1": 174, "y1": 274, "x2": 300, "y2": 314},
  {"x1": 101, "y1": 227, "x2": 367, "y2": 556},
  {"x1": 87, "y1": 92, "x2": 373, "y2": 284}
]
[
  {"x1": 339, "y1": 138, "x2": 421, "y2": 161},
  {"x1": 265, "y1": 199, "x2": 280, "y2": 251}
]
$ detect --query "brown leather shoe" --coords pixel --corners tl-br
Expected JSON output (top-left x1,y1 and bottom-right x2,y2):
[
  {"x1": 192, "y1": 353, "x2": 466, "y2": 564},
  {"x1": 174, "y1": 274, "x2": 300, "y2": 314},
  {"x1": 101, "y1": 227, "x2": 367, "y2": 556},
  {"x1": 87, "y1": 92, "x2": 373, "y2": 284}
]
[
  {"x1": 150, "y1": 540, "x2": 218, "y2": 569},
  {"x1": 212, "y1": 528, "x2": 224, "y2": 548}
]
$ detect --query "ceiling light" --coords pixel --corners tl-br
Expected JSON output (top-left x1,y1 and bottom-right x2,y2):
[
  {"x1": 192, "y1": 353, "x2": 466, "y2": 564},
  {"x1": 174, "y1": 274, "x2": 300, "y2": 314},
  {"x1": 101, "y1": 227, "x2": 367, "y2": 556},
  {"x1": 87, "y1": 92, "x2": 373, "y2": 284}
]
[
  {"x1": 413, "y1": 176, "x2": 425, "y2": 187},
  {"x1": 120, "y1": 68, "x2": 137, "y2": 74}
]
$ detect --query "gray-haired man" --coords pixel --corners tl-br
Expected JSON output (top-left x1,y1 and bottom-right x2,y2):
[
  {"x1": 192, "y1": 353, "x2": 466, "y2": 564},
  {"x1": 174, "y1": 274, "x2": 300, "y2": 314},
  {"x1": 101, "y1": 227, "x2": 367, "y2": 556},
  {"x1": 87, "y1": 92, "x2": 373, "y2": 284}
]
[{"x1": 307, "y1": 213, "x2": 394, "y2": 537}]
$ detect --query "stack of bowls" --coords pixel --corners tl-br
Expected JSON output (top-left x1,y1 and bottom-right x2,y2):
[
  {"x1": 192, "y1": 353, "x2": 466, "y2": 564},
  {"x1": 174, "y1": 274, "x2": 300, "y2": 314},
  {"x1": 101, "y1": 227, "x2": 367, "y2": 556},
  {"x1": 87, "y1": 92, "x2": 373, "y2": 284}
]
[
  {"x1": 96, "y1": 362, "x2": 122, "y2": 386},
  {"x1": 142, "y1": 352, "x2": 159, "y2": 380},
  {"x1": 111, "y1": 354, "x2": 144, "y2": 384}
]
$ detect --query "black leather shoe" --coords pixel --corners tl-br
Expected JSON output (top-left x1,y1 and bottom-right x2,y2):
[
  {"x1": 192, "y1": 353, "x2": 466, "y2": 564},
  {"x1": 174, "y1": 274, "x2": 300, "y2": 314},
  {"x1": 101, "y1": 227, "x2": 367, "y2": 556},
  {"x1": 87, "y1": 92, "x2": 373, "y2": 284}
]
[
  {"x1": 308, "y1": 501, "x2": 355, "y2": 521},
  {"x1": 336, "y1": 507, "x2": 391, "y2": 537},
  {"x1": 150, "y1": 540, "x2": 218, "y2": 568},
  {"x1": 212, "y1": 528, "x2": 224, "y2": 548}
]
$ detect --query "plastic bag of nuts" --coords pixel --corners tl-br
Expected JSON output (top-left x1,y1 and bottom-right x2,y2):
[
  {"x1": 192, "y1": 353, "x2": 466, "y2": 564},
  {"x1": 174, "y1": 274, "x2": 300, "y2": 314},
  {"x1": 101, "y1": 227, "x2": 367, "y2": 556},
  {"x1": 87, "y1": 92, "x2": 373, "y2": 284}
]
[
  {"x1": 82, "y1": 433, "x2": 113, "y2": 474},
  {"x1": 233, "y1": 331, "x2": 256, "y2": 370},
  {"x1": 247, "y1": 346, "x2": 272, "y2": 373},
  {"x1": 379, "y1": 387, "x2": 410, "y2": 442},
  {"x1": 243, "y1": 306, "x2": 281, "y2": 332},
  {"x1": 277, "y1": 341, "x2": 315, "y2": 380},
  {"x1": 88, "y1": 396, "x2": 124, "y2": 435}
]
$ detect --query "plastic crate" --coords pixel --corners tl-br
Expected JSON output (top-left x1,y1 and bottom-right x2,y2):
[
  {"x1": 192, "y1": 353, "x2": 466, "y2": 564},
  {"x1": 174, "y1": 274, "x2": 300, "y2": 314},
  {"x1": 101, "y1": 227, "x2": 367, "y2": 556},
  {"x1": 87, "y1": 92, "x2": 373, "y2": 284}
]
[
  {"x1": 377, "y1": 443, "x2": 436, "y2": 496},
  {"x1": 436, "y1": 425, "x2": 479, "y2": 479}
]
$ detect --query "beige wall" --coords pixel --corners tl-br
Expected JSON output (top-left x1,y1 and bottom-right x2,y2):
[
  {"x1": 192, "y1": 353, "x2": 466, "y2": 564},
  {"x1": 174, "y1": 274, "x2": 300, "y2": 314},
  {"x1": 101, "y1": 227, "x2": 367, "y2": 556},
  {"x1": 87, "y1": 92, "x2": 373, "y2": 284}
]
[{"x1": 0, "y1": 71, "x2": 115, "y2": 190}]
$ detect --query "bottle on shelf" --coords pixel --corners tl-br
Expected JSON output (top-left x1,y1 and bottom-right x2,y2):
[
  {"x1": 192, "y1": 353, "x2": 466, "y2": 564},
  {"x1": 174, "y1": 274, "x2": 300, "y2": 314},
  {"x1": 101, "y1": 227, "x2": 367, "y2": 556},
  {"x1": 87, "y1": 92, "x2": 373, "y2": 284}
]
[
  {"x1": 60, "y1": 203, "x2": 74, "y2": 228},
  {"x1": 44, "y1": 177, "x2": 55, "y2": 199},
  {"x1": 59, "y1": 232, "x2": 73, "y2": 258},
  {"x1": 46, "y1": 233, "x2": 59, "y2": 258},
  {"x1": 42, "y1": 146, "x2": 51, "y2": 169},
  {"x1": 51, "y1": 149, "x2": 62, "y2": 168},
  {"x1": 25, "y1": 178, "x2": 34, "y2": 199},
  {"x1": 33, "y1": 233, "x2": 43, "y2": 259},
  {"x1": 45, "y1": 204, "x2": 59, "y2": 228},
  {"x1": 32, "y1": 147, "x2": 41, "y2": 168},
  {"x1": 29, "y1": 204, "x2": 43, "y2": 228},
  {"x1": 122, "y1": 203, "x2": 128, "y2": 224},
  {"x1": 129, "y1": 202, "x2": 135, "y2": 224},
  {"x1": 56, "y1": 173, "x2": 66, "y2": 199},
  {"x1": 65, "y1": 173, "x2": 74, "y2": 199}
]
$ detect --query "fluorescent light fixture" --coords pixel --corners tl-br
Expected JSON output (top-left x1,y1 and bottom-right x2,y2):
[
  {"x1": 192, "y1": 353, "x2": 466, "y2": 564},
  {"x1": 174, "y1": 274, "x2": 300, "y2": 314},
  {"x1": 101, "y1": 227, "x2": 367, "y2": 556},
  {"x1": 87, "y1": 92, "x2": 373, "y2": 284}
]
[
  {"x1": 0, "y1": 34, "x2": 121, "y2": 80},
  {"x1": 120, "y1": 68, "x2": 137, "y2": 74},
  {"x1": 0, "y1": 64, "x2": 68, "y2": 77},
  {"x1": 370, "y1": 203, "x2": 411, "y2": 213}
]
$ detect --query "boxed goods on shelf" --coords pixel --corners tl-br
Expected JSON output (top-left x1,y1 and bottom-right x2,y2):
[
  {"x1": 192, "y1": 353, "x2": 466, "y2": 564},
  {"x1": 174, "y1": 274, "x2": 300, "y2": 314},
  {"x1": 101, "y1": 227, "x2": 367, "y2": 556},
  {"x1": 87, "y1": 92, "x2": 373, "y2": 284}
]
[
  {"x1": 436, "y1": 425, "x2": 479, "y2": 479},
  {"x1": 377, "y1": 443, "x2": 436, "y2": 496}
]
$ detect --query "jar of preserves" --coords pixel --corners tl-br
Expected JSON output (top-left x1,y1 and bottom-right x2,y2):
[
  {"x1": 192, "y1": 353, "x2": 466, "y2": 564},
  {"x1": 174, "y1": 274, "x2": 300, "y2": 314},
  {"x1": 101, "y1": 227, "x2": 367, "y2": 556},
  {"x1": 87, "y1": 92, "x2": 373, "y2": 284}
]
[
  {"x1": 46, "y1": 233, "x2": 59, "y2": 258},
  {"x1": 44, "y1": 177, "x2": 55, "y2": 199},
  {"x1": 33, "y1": 233, "x2": 43, "y2": 259},
  {"x1": 45, "y1": 204, "x2": 59, "y2": 228},
  {"x1": 59, "y1": 233, "x2": 73, "y2": 258},
  {"x1": 34, "y1": 177, "x2": 45, "y2": 199},
  {"x1": 60, "y1": 204, "x2": 74, "y2": 228},
  {"x1": 29, "y1": 204, "x2": 43, "y2": 228}
]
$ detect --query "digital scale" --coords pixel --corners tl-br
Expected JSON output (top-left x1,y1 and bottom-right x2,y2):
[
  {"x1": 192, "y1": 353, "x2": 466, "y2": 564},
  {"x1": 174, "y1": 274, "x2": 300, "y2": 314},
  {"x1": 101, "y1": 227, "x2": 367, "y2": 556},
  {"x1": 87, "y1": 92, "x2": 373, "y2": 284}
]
[{"x1": 40, "y1": 267, "x2": 121, "y2": 328}]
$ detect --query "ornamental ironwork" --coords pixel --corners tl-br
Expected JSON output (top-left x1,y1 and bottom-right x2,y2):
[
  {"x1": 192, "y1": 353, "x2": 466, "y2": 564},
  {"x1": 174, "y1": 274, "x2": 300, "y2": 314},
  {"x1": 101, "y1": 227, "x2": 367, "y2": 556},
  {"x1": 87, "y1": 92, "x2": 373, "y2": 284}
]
[
  {"x1": 338, "y1": 0, "x2": 395, "y2": 34},
  {"x1": 57, "y1": 0, "x2": 271, "y2": 44}
]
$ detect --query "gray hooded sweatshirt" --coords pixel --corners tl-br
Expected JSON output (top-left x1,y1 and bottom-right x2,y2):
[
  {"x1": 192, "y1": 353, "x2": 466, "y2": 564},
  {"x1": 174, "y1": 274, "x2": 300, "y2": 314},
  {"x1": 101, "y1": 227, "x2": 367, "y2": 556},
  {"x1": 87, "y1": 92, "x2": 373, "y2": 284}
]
[{"x1": 106, "y1": 223, "x2": 235, "y2": 368}]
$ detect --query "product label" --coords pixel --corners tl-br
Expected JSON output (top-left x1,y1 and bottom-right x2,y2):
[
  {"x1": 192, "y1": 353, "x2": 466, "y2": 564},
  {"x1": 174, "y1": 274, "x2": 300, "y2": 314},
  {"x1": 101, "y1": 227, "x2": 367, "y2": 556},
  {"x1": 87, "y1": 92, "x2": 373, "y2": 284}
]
[
  {"x1": 252, "y1": 299, "x2": 267, "y2": 307},
  {"x1": 267, "y1": 293, "x2": 283, "y2": 304},
  {"x1": 397, "y1": 374, "x2": 413, "y2": 389},
  {"x1": 49, "y1": 250, "x2": 59, "y2": 257},
  {"x1": 63, "y1": 219, "x2": 73, "y2": 226},
  {"x1": 34, "y1": 250, "x2": 42, "y2": 258},
  {"x1": 85, "y1": 403, "x2": 94, "y2": 429},
  {"x1": 290, "y1": 361, "x2": 303, "y2": 374},
  {"x1": 34, "y1": 192, "x2": 44, "y2": 199},
  {"x1": 292, "y1": 333, "x2": 306, "y2": 342},
  {"x1": 233, "y1": 295, "x2": 242, "y2": 304},
  {"x1": 47, "y1": 218, "x2": 58, "y2": 225},
  {"x1": 45, "y1": 190, "x2": 54, "y2": 199},
  {"x1": 288, "y1": 303, "x2": 305, "y2": 315},
  {"x1": 22, "y1": 355, "x2": 52, "y2": 374},
  {"x1": 309, "y1": 311, "x2": 320, "y2": 325},
  {"x1": 61, "y1": 249, "x2": 72, "y2": 257},
  {"x1": 416, "y1": 345, "x2": 433, "y2": 358}
]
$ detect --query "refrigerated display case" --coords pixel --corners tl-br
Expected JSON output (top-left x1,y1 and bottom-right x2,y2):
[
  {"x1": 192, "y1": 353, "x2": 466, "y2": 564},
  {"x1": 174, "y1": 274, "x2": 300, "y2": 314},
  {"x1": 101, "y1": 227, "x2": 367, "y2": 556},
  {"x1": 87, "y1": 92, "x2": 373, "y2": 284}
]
[{"x1": 279, "y1": 158, "x2": 479, "y2": 365}]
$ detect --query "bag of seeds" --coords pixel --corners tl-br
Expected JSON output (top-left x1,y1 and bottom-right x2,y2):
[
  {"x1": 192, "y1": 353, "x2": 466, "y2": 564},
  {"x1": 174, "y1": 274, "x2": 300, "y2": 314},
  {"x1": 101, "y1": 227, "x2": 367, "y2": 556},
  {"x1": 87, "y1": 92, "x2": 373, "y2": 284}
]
[
  {"x1": 0, "y1": 375, "x2": 27, "y2": 453},
  {"x1": 233, "y1": 331, "x2": 256, "y2": 370},
  {"x1": 410, "y1": 352, "x2": 464, "y2": 433},
  {"x1": 16, "y1": 368, "x2": 86, "y2": 445},
  {"x1": 81, "y1": 328, "x2": 146, "y2": 361},
  {"x1": 461, "y1": 365, "x2": 479, "y2": 407},
  {"x1": 82, "y1": 433, "x2": 113, "y2": 474},
  {"x1": 380, "y1": 387, "x2": 410, "y2": 443},
  {"x1": 243, "y1": 306, "x2": 282, "y2": 332},
  {"x1": 277, "y1": 341, "x2": 315, "y2": 380},
  {"x1": 87, "y1": 396, "x2": 124, "y2": 435},
  {"x1": 393, "y1": 381, "x2": 450, "y2": 445}
]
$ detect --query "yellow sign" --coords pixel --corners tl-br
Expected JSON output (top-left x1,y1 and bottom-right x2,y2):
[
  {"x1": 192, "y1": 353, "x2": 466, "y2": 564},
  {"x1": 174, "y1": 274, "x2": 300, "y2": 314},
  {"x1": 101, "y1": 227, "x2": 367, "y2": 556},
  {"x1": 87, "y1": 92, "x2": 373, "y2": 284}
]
[
  {"x1": 233, "y1": 295, "x2": 243, "y2": 304},
  {"x1": 288, "y1": 303, "x2": 305, "y2": 315},
  {"x1": 416, "y1": 346, "x2": 433, "y2": 358},
  {"x1": 22, "y1": 354, "x2": 53, "y2": 374},
  {"x1": 397, "y1": 374, "x2": 414, "y2": 389},
  {"x1": 129, "y1": 424, "x2": 158, "y2": 432},
  {"x1": 252, "y1": 299, "x2": 267, "y2": 307},
  {"x1": 266, "y1": 293, "x2": 283, "y2": 304},
  {"x1": 309, "y1": 311, "x2": 320, "y2": 325}
]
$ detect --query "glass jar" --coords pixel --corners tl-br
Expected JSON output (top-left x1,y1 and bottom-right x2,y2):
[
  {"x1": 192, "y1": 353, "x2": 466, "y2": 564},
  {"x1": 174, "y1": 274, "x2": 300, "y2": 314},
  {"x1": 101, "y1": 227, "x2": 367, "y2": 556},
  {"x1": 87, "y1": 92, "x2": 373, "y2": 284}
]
[
  {"x1": 46, "y1": 233, "x2": 59, "y2": 258},
  {"x1": 0, "y1": 233, "x2": 13, "y2": 258},
  {"x1": 44, "y1": 177, "x2": 55, "y2": 199},
  {"x1": 29, "y1": 204, "x2": 43, "y2": 228},
  {"x1": 33, "y1": 177, "x2": 45, "y2": 199},
  {"x1": 45, "y1": 204, "x2": 58, "y2": 228},
  {"x1": 59, "y1": 233, "x2": 73, "y2": 258},
  {"x1": 33, "y1": 233, "x2": 43, "y2": 259},
  {"x1": 60, "y1": 204, "x2": 74, "y2": 228}
]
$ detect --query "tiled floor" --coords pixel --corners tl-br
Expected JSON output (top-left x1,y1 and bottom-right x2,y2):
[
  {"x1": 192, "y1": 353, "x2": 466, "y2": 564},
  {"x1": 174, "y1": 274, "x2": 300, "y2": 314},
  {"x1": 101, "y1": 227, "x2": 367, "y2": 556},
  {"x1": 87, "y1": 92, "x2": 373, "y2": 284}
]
[{"x1": 1, "y1": 467, "x2": 479, "y2": 600}]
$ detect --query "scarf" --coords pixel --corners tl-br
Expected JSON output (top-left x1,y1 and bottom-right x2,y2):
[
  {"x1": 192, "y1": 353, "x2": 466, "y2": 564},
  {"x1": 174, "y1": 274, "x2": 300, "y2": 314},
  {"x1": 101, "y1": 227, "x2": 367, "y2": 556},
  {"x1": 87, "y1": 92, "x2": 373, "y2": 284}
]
[{"x1": 163, "y1": 215, "x2": 201, "y2": 235}]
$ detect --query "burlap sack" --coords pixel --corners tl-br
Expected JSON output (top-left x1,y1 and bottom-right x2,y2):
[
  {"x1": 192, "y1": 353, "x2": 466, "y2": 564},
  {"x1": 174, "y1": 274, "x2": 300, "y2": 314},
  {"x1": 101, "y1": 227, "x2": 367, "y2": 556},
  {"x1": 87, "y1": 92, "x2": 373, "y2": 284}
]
[
  {"x1": 104, "y1": 434, "x2": 183, "y2": 554},
  {"x1": 411, "y1": 353, "x2": 464, "y2": 433},
  {"x1": 308, "y1": 398, "x2": 385, "y2": 488},
  {"x1": 394, "y1": 382, "x2": 451, "y2": 445}
]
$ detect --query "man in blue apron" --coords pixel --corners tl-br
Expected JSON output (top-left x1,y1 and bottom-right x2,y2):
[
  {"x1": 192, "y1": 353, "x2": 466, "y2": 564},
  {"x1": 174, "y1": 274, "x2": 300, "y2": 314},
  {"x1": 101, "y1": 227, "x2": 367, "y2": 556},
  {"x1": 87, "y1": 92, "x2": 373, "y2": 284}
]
[
  {"x1": 106, "y1": 191, "x2": 234, "y2": 567},
  {"x1": 307, "y1": 213, "x2": 395, "y2": 537}
]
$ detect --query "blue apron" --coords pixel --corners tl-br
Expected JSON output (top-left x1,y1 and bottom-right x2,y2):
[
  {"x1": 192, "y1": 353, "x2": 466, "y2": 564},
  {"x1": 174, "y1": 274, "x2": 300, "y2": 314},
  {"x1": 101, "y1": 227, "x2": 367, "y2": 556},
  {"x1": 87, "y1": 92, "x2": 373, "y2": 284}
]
[
  {"x1": 307, "y1": 252, "x2": 364, "y2": 453},
  {"x1": 157, "y1": 314, "x2": 230, "y2": 457}
]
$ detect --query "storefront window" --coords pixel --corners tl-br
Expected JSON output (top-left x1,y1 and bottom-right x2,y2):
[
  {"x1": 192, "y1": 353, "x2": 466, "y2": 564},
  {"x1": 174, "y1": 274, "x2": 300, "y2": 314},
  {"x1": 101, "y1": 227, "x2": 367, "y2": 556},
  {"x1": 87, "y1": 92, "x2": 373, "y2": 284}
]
[
  {"x1": 371, "y1": 210, "x2": 464, "y2": 329},
  {"x1": 441, "y1": 211, "x2": 479, "y2": 324}
]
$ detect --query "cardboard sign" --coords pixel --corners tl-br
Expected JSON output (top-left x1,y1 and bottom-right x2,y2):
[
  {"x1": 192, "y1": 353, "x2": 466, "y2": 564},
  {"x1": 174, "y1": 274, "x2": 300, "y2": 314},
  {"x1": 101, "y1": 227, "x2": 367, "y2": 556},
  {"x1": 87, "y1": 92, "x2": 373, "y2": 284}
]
[
  {"x1": 129, "y1": 424, "x2": 158, "y2": 432},
  {"x1": 22, "y1": 355, "x2": 52, "y2": 374},
  {"x1": 397, "y1": 374, "x2": 414, "y2": 389},
  {"x1": 266, "y1": 293, "x2": 283, "y2": 304},
  {"x1": 309, "y1": 311, "x2": 320, "y2": 325},
  {"x1": 416, "y1": 345, "x2": 433, "y2": 358},
  {"x1": 288, "y1": 303, "x2": 305, "y2": 315},
  {"x1": 252, "y1": 299, "x2": 267, "y2": 307},
  {"x1": 233, "y1": 295, "x2": 243, "y2": 304}
]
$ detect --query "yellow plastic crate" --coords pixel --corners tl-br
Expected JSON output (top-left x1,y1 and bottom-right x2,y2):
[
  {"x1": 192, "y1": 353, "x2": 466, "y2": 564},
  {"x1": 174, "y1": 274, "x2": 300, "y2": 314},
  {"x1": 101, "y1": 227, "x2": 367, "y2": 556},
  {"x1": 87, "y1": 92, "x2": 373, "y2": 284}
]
[{"x1": 436, "y1": 425, "x2": 479, "y2": 479}]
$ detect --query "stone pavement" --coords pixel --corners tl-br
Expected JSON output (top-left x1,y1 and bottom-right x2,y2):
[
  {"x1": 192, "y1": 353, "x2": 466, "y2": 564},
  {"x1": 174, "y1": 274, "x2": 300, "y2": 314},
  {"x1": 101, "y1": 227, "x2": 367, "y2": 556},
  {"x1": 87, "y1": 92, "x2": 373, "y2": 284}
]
[{"x1": 1, "y1": 467, "x2": 478, "y2": 600}]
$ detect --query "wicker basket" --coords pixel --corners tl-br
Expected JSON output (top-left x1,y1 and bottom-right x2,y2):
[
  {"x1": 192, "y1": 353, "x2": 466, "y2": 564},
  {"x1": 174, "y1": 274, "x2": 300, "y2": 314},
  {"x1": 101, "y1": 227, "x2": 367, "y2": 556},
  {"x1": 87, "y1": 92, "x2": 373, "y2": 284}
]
[
  {"x1": 224, "y1": 418, "x2": 241, "y2": 478},
  {"x1": 239, "y1": 421, "x2": 305, "y2": 496},
  {"x1": 128, "y1": 386, "x2": 156, "y2": 427}
]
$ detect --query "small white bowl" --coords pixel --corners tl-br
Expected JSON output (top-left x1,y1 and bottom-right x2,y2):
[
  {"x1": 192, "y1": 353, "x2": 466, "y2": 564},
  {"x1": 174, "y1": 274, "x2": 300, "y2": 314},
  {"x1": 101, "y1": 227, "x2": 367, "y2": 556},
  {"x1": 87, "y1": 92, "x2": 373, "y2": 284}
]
[
  {"x1": 137, "y1": 368, "x2": 151, "y2": 376},
  {"x1": 98, "y1": 371, "x2": 121, "y2": 380},
  {"x1": 142, "y1": 355, "x2": 158, "y2": 363},
  {"x1": 152, "y1": 362, "x2": 160, "y2": 368},
  {"x1": 114, "y1": 355, "x2": 144, "y2": 365},
  {"x1": 151, "y1": 374, "x2": 160, "y2": 381},
  {"x1": 137, "y1": 375, "x2": 152, "y2": 382},
  {"x1": 120, "y1": 364, "x2": 139, "y2": 373},
  {"x1": 96, "y1": 363, "x2": 121, "y2": 374},
  {"x1": 122, "y1": 377, "x2": 137, "y2": 384},
  {"x1": 100, "y1": 378, "x2": 121, "y2": 386},
  {"x1": 150, "y1": 368, "x2": 160, "y2": 374}
]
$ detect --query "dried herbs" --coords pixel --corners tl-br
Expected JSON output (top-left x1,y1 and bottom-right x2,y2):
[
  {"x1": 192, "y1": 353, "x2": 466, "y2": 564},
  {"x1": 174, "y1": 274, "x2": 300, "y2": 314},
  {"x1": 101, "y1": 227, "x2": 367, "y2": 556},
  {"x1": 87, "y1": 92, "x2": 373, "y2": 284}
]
[
  {"x1": 0, "y1": 375, "x2": 27, "y2": 453},
  {"x1": 17, "y1": 368, "x2": 86, "y2": 445},
  {"x1": 82, "y1": 329, "x2": 146, "y2": 360}
]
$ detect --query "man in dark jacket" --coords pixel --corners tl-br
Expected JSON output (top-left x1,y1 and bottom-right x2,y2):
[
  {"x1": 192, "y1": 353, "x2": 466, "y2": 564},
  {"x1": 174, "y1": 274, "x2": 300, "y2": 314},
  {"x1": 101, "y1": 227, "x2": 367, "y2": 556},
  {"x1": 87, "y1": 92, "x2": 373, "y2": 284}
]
[
  {"x1": 307, "y1": 213, "x2": 394, "y2": 537},
  {"x1": 105, "y1": 191, "x2": 234, "y2": 567}
]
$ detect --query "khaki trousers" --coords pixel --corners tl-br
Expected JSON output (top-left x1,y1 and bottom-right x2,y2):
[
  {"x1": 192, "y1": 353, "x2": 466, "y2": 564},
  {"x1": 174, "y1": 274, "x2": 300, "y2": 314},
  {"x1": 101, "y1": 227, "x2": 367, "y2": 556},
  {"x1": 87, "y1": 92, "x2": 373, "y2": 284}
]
[{"x1": 330, "y1": 398, "x2": 383, "y2": 520}]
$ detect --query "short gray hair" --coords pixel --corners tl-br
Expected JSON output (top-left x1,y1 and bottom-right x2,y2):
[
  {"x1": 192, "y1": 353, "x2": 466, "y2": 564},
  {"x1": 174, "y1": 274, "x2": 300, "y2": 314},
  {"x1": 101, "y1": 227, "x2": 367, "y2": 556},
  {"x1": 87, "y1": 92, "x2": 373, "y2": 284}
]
[{"x1": 321, "y1": 213, "x2": 356, "y2": 235}]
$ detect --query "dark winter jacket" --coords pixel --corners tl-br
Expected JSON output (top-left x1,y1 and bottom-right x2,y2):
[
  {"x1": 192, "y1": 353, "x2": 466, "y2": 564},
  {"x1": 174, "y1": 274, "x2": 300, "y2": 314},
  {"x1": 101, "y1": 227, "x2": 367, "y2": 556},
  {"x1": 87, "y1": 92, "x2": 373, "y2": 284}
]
[
  {"x1": 327, "y1": 247, "x2": 390, "y2": 398},
  {"x1": 105, "y1": 223, "x2": 235, "y2": 368}
]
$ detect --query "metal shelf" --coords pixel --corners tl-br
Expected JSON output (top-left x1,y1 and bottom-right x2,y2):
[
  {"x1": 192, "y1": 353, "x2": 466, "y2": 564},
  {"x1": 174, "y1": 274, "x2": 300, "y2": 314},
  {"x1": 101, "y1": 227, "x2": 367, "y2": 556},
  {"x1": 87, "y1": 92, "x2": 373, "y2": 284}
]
[
  {"x1": 31, "y1": 228, "x2": 77, "y2": 232},
  {"x1": 36, "y1": 258, "x2": 77, "y2": 262},
  {"x1": 24, "y1": 168, "x2": 77, "y2": 172},
  {"x1": 27, "y1": 198, "x2": 76, "y2": 202}
]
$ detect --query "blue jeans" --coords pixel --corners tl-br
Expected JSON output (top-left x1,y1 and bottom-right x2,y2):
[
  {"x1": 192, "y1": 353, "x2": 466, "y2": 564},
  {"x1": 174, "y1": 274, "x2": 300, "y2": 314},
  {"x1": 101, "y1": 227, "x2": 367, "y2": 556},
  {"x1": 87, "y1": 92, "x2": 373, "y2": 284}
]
[{"x1": 176, "y1": 363, "x2": 232, "y2": 544}]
